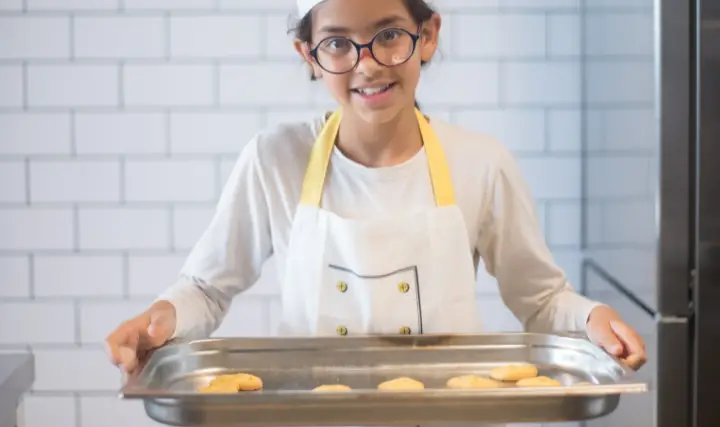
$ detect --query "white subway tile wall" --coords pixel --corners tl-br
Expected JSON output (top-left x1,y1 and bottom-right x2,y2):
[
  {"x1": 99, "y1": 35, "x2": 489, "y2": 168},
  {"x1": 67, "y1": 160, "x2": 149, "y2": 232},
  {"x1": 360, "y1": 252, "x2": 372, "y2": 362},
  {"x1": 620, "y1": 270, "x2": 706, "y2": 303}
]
[{"x1": 0, "y1": 1, "x2": 647, "y2": 427}]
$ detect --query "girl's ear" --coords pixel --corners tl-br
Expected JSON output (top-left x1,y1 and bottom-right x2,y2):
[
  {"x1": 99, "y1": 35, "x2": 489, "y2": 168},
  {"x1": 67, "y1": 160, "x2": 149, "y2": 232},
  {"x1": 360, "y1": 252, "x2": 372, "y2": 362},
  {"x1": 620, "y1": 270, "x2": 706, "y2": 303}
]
[
  {"x1": 294, "y1": 40, "x2": 323, "y2": 79},
  {"x1": 419, "y1": 13, "x2": 441, "y2": 62}
]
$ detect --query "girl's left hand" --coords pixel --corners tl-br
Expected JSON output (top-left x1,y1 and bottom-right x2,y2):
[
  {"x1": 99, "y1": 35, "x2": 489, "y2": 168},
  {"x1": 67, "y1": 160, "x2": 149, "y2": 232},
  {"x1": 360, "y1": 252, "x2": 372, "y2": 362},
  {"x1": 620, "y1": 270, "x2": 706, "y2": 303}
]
[{"x1": 586, "y1": 305, "x2": 647, "y2": 371}]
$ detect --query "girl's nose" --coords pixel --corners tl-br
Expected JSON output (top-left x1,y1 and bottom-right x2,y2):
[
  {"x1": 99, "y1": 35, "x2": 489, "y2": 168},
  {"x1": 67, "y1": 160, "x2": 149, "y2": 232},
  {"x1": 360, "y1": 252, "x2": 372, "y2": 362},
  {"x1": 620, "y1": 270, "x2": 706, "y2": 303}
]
[{"x1": 355, "y1": 45, "x2": 381, "y2": 76}]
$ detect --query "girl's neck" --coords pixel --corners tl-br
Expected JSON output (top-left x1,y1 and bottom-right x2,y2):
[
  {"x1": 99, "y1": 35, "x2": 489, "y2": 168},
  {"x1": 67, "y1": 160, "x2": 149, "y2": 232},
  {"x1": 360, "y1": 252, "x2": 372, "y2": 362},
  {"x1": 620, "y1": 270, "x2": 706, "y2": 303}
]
[{"x1": 336, "y1": 107, "x2": 422, "y2": 168}]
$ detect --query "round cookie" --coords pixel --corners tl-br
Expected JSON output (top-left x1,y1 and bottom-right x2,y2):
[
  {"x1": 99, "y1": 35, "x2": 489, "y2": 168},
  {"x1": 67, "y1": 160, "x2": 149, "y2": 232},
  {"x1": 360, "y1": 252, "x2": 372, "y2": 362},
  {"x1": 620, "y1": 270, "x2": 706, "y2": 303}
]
[
  {"x1": 229, "y1": 373, "x2": 263, "y2": 391},
  {"x1": 312, "y1": 384, "x2": 352, "y2": 392},
  {"x1": 198, "y1": 382, "x2": 240, "y2": 393},
  {"x1": 516, "y1": 376, "x2": 561, "y2": 387},
  {"x1": 377, "y1": 377, "x2": 425, "y2": 391},
  {"x1": 489, "y1": 364, "x2": 539, "y2": 382},
  {"x1": 446, "y1": 375, "x2": 502, "y2": 389},
  {"x1": 199, "y1": 373, "x2": 263, "y2": 393}
]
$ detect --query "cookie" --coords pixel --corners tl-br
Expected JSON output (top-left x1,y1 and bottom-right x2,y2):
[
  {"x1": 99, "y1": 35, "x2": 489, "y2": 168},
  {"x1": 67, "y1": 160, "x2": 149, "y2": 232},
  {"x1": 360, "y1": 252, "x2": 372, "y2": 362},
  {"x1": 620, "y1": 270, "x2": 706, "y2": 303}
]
[
  {"x1": 377, "y1": 377, "x2": 425, "y2": 391},
  {"x1": 312, "y1": 384, "x2": 352, "y2": 392},
  {"x1": 516, "y1": 376, "x2": 562, "y2": 387},
  {"x1": 198, "y1": 382, "x2": 240, "y2": 393},
  {"x1": 198, "y1": 373, "x2": 263, "y2": 393},
  {"x1": 446, "y1": 375, "x2": 502, "y2": 389},
  {"x1": 489, "y1": 364, "x2": 539, "y2": 382},
  {"x1": 229, "y1": 373, "x2": 263, "y2": 391}
]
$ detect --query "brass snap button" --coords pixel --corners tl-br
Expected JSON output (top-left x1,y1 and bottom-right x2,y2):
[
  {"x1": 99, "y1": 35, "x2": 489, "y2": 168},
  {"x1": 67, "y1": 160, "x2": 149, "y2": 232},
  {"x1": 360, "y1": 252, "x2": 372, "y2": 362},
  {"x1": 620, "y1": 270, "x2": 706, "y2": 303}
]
[
  {"x1": 337, "y1": 326, "x2": 348, "y2": 336},
  {"x1": 399, "y1": 326, "x2": 411, "y2": 335},
  {"x1": 398, "y1": 282, "x2": 410, "y2": 293},
  {"x1": 336, "y1": 281, "x2": 348, "y2": 293}
]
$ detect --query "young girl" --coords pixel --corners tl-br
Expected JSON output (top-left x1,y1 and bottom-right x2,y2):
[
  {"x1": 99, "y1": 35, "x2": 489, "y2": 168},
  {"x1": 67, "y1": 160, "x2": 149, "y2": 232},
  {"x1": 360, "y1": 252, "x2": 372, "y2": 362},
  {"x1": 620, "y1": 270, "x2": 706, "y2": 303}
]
[{"x1": 106, "y1": 0, "x2": 646, "y2": 374}]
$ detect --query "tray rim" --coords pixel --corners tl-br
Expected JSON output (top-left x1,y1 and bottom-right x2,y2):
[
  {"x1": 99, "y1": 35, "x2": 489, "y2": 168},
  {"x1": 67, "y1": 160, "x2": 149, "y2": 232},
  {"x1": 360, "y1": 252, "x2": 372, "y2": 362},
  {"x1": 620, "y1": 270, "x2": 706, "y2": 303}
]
[{"x1": 119, "y1": 332, "x2": 648, "y2": 400}]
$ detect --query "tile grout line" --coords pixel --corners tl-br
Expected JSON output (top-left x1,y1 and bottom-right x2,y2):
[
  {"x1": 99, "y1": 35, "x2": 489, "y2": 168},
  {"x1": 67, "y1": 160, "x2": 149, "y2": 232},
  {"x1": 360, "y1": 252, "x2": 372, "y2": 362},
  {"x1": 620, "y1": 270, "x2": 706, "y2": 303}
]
[{"x1": 75, "y1": 392, "x2": 82, "y2": 427}]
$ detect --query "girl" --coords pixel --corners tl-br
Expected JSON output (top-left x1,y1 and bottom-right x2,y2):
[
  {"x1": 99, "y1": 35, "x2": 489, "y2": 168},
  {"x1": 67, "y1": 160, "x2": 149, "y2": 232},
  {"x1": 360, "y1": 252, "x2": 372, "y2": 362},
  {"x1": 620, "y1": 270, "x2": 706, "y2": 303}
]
[{"x1": 106, "y1": 0, "x2": 646, "y2": 374}]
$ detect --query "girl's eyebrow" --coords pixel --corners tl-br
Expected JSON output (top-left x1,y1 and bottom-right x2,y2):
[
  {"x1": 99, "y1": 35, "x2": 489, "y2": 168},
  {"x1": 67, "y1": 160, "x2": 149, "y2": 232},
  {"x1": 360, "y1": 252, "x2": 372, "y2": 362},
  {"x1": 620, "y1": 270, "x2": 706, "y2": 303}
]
[{"x1": 317, "y1": 15, "x2": 407, "y2": 34}]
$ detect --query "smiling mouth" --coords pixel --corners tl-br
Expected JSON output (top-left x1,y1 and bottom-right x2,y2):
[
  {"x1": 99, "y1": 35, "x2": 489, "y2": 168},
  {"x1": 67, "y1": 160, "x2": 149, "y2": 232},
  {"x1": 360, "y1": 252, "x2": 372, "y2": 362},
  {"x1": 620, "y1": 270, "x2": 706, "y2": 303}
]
[{"x1": 352, "y1": 82, "x2": 397, "y2": 96}]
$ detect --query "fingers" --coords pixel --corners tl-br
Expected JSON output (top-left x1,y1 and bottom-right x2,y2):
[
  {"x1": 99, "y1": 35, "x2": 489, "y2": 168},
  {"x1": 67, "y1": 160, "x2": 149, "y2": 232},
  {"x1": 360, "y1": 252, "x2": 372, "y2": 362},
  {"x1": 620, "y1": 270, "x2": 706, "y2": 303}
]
[
  {"x1": 621, "y1": 353, "x2": 646, "y2": 370},
  {"x1": 119, "y1": 329, "x2": 140, "y2": 373},
  {"x1": 610, "y1": 320, "x2": 646, "y2": 354},
  {"x1": 146, "y1": 309, "x2": 174, "y2": 348},
  {"x1": 590, "y1": 321, "x2": 625, "y2": 357},
  {"x1": 105, "y1": 320, "x2": 143, "y2": 374},
  {"x1": 105, "y1": 323, "x2": 131, "y2": 366},
  {"x1": 610, "y1": 320, "x2": 647, "y2": 370}
]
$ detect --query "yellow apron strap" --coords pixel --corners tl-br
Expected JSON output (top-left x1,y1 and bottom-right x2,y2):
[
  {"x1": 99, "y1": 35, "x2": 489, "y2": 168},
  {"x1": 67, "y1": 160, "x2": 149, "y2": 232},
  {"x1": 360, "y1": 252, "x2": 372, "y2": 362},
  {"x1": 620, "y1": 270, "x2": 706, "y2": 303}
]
[
  {"x1": 299, "y1": 110, "x2": 342, "y2": 207},
  {"x1": 299, "y1": 108, "x2": 455, "y2": 207},
  {"x1": 415, "y1": 108, "x2": 455, "y2": 207}
]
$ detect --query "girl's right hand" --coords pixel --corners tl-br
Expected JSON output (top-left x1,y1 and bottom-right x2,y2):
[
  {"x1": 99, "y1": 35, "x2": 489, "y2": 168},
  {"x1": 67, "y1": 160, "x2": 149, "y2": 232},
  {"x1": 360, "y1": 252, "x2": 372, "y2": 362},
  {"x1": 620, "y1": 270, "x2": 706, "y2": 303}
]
[{"x1": 105, "y1": 300, "x2": 177, "y2": 374}]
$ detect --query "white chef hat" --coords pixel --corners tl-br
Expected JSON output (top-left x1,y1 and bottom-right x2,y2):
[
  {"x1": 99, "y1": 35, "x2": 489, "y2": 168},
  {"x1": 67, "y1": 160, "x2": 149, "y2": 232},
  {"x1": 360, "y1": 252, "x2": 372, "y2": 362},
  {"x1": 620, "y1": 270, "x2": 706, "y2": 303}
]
[
  {"x1": 297, "y1": 0, "x2": 436, "y2": 17},
  {"x1": 297, "y1": 0, "x2": 325, "y2": 16}
]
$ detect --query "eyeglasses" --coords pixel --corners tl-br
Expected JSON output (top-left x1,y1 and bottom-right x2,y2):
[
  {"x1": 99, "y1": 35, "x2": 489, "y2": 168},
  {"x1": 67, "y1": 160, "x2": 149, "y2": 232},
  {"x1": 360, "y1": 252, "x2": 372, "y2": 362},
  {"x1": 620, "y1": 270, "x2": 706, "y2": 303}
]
[{"x1": 309, "y1": 25, "x2": 422, "y2": 75}]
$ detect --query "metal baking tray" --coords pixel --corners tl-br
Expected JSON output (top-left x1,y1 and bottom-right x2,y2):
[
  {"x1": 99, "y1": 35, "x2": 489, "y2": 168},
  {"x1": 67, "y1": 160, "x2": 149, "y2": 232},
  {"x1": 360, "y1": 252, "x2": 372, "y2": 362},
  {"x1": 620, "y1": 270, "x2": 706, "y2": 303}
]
[{"x1": 120, "y1": 333, "x2": 647, "y2": 426}]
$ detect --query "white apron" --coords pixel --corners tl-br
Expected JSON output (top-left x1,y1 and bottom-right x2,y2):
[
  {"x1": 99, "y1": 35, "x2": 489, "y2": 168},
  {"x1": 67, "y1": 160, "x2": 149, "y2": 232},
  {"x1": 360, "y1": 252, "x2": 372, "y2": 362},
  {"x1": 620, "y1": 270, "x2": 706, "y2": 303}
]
[
  {"x1": 275, "y1": 109, "x2": 530, "y2": 427},
  {"x1": 278, "y1": 108, "x2": 480, "y2": 337}
]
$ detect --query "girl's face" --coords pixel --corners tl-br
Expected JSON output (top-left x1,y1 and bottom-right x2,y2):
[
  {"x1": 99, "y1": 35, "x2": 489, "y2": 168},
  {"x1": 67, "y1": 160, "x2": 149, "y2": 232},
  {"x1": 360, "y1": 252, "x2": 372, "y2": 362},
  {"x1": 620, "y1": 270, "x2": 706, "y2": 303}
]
[{"x1": 294, "y1": 0, "x2": 441, "y2": 124}]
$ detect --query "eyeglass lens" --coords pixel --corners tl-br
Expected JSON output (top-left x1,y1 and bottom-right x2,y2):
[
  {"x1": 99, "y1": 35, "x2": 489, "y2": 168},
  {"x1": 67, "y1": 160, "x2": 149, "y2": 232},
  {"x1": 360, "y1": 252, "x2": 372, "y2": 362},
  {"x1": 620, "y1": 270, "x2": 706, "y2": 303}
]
[{"x1": 315, "y1": 28, "x2": 415, "y2": 73}]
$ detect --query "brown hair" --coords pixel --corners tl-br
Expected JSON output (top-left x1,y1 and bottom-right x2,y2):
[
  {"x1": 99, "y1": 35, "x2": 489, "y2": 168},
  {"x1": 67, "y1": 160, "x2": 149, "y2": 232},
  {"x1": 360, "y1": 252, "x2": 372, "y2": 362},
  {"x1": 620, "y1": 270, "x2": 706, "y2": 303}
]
[{"x1": 288, "y1": 0, "x2": 437, "y2": 110}]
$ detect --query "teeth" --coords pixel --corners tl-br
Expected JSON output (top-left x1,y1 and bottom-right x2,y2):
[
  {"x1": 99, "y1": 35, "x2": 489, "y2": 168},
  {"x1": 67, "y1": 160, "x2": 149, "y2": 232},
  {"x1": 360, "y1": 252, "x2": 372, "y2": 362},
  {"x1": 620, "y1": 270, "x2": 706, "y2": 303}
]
[{"x1": 357, "y1": 84, "x2": 390, "y2": 95}]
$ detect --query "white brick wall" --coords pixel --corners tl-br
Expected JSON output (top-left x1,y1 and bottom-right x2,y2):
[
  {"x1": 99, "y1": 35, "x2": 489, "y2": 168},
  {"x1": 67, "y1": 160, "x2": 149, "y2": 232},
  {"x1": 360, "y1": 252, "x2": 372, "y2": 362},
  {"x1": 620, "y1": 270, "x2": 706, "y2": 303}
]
[
  {"x1": 75, "y1": 112, "x2": 166, "y2": 154},
  {"x1": 0, "y1": 114, "x2": 72, "y2": 154},
  {"x1": 0, "y1": 2, "x2": 648, "y2": 427},
  {"x1": 0, "y1": 17, "x2": 70, "y2": 58},
  {"x1": 28, "y1": 65, "x2": 119, "y2": 107},
  {"x1": 74, "y1": 17, "x2": 166, "y2": 59},
  {"x1": 0, "y1": 66, "x2": 23, "y2": 107}
]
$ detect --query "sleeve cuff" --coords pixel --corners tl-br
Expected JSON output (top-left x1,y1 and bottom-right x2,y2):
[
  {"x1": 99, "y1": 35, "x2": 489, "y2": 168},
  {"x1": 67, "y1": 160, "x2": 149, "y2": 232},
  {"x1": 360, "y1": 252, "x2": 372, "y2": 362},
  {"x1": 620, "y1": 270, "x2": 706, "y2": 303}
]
[
  {"x1": 155, "y1": 283, "x2": 206, "y2": 341},
  {"x1": 570, "y1": 294, "x2": 605, "y2": 334}
]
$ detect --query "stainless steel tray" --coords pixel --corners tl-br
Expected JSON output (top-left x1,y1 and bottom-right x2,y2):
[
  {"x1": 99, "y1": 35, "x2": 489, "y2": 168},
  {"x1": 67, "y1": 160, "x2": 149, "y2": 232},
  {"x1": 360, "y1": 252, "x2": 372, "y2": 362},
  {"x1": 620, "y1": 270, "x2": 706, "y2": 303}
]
[{"x1": 120, "y1": 333, "x2": 647, "y2": 426}]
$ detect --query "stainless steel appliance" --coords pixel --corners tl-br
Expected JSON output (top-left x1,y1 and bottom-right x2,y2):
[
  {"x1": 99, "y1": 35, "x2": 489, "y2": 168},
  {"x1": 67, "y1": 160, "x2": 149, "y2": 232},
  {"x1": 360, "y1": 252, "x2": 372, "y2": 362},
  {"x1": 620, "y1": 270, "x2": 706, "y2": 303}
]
[{"x1": 580, "y1": 0, "x2": 720, "y2": 426}]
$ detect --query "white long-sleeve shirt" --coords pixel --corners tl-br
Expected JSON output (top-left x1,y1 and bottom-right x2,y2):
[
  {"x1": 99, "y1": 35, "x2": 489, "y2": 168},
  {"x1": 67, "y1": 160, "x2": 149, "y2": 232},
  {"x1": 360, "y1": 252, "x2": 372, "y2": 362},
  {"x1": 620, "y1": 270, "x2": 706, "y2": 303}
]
[{"x1": 158, "y1": 115, "x2": 601, "y2": 340}]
